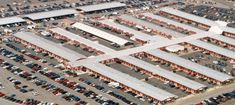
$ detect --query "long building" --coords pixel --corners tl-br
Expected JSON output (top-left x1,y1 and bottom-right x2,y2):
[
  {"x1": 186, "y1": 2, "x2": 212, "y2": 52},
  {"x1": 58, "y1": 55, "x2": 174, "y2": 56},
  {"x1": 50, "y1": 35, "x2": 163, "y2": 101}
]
[
  {"x1": 13, "y1": 32, "x2": 86, "y2": 62},
  {"x1": 117, "y1": 14, "x2": 187, "y2": 38},
  {"x1": 24, "y1": 9, "x2": 77, "y2": 21},
  {"x1": 49, "y1": 27, "x2": 115, "y2": 54},
  {"x1": 77, "y1": 2, "x2": 126, "y2": 13},
  {"x1": 208, "y1": 35, "x2": 235, "y2": 47},
  {"x1": 118, "y1": 56, "x2": 207, "y2": 93},
  {"x1": 72, "y1": 22, "x2": 131, "y2": 46},
  {"x1": 82, "y1": 63, "x2": 178, "y2": 103},
  {"x1": 159, "y1": 7, "x2": 222, "y2": 29},
  {"x1": 0, "y1": 16, "x2": 26, "y2": 26},
  {"x1": 140, "y1": 13, "x2": 202, "y2": 34},
  {"x1": 146, "y1": 49, "x2": 234, "y2": 84},
  {"x1": 219, "y1": 26, "x2": 235, "y2": 37},
  {"x1": 99, "y1": 19, "x2": 168, "y2": 44},
  {"x1": 188, "y1": 40, "x2": 235, "y2": 60}
]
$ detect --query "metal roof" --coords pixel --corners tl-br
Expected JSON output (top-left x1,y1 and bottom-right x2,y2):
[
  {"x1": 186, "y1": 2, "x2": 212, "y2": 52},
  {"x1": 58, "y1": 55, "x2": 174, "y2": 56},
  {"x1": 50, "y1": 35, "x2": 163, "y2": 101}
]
[
  {"x1": 188, "y1": 40, "x2": 235, "y2": 60},
  {"x1": 99, "y1": 19, "x2": 168, "y2": 43},
  {"x1": 141, "y1": 13, "x2": 202, "y2": 33},
  {"x1": 49, "y1": 27, "x2": 115, "y2": 54},
  {"x1": 219, "y1": 26, "x2": 235, "y2": 34},
  {"x1": 24, "y1": 9, "x2": 77, "y2": 20},
  {"x1": 160, "y1": 7, "x2": 219, "y2": 27},
  {"x1": 13, "y1": 32, "x2": 86, "y2": 62},
  {"x1": 77, "y1": 2, "x2": 126, "y2": 12},
  {"x1": 0, "y1": 16, "x2": 25, "y2": 26},
  {"x1": 84, "y1": 63, "x2": 178, "y2": 101},
  {"x1": 146, "y1": 49, "x2": 234, "y2": 82},
  {"x1": 119, "y1": 56, "x2": 207, "y2": 90},
  {"x1": 118, "y1": 14, "x2": 186, "y2": 38},
  {"x1": 209, "y1": 35, "x2": 235, "y2": 47},
  {"x1": 72, "y1": 22, "x2": 130, "y2": 46}
]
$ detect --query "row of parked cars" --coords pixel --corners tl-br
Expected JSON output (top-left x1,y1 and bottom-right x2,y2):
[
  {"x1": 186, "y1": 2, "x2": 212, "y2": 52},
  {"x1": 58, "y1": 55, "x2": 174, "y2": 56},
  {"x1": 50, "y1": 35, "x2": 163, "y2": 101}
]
[
  {"x1": 196, "y1": 90, "x2": 235, "y2": 105},
  {"x1": 0, "y1": 46, "x2": 87, "y2": 104},
  {"x1": 1, "y1": 93, "x2": 24, "y2": 104},
  {"x1": 107, "y1": 90, "x2": 136, "y2": 105},
  {"x1": 37, "y1": 67, "x2": 118, "y2": 105},
  {"x1": 5, "y1": 43, "x2": 120, "y2": 105},
  {"x1": 0, "y1": 60, "x2": 57, "y2": 105},
  {"x1": 7, "y1": 77, "x2": 34, "y2": 94},
  {"x1": 7, "y1": 42, "x2": 71, "y2": 75}
]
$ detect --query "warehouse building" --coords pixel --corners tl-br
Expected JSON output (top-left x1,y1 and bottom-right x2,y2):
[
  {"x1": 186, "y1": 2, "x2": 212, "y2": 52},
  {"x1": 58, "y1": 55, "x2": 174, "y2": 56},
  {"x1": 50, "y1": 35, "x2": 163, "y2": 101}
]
[
  {"x1": 24, "y1": 9, "x2": 77, "y2": 21},
  {"x1": 0, "y1": 16, "x2": 26, "y2": 27},
  {"x1": 49, "y1": 27, "x2": 115, "y2": 55},
  {"x1": 77, "y1": 2, "x2": 126, "y2": 14},
  {"x1": 81, "y1": 63, "x2": 178, "y2": 104},
  {"x1": 72, "y1": 22, "x2": 132, "y2": 46},
  {"x1": 13, "y1": 32, "x2": 86, "y2": 63}
]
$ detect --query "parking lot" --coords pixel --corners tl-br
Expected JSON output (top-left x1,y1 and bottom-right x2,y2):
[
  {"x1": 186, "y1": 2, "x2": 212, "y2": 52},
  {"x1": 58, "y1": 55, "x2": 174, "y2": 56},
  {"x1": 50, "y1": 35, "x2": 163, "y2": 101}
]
[
  {"x1": 0, "y1": 67, "x2": 68, "y2": 105},
  {"x1": 67, "y1": 27, "x2": 135, "y2": 51}
]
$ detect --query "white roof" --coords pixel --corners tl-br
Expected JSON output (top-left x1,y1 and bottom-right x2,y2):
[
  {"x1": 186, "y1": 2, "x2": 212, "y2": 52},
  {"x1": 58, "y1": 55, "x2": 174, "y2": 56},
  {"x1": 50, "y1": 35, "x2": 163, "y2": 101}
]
[
  {"x1": 215, "y1": 21, "x2": 228, "y2": 26},
  {"x1": 141, "y1": 13, "x2": 202, "y2": 33},
  {"x1": 84, "y1": 63, "x2": 178, "y2": 101},
  {"x1": 209, "y1": 35, "x2": 235, "y2": 47},
  {"x1": 0, "y1": 16, "x2": 25, "y2": 26},
  {"x1": 119, "y1": 56, "x2": 207, "y2": 90},
  {"x1": 219, "y1": 26, "x2": 235, "y2": 34},
  {"x1": 209, "y1": 26, "x2": 223, "y2": 34},
  {"x1": 99, "y1": 19, "x2": 168, "y2": 43},
  {"x1": 118, "y1": 14, "x2": 186, "y2": 38},
  {"x1": 24, "y1": 9, "x2": 77, "y2": 20},
  {"x1": 188, "y1": 40, "x2": 235, "y2": 60},
  {"x1": 146, "y1": 49, "x2": 234, "y2": 82},
  {"x1": 49, "y1": 27, "x2": 115, "y2": 53},
  {"x1": 13, "y1": 32, "x2": 86, "y2": 62},
  {"x1": 72, "y1": 22, "x2": 130, "y2": 46},
  {"x1": 165, "y1": 45, "x2": 184, "y2": 52},
  {"x1": 78, "y1": 2, "x2": 126, "y2": 12},
  {"x1": 160, "y1": 7, "x2": 219, "y2": 27}
]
